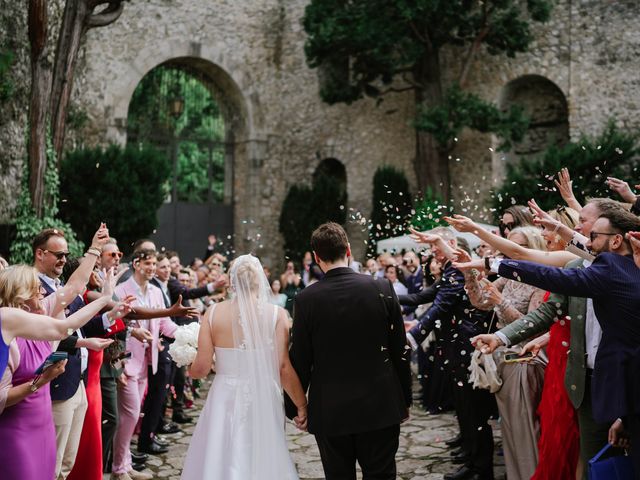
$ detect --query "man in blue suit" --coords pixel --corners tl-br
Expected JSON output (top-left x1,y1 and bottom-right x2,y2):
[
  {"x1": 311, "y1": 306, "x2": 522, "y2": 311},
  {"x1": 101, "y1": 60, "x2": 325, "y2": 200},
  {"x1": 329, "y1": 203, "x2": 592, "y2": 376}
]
[
  {"x1": 407, "y1": 227, "x2": 495, "y2": 480},
  {"x1": 480, "y1": 207, "x2": 640, "y2": 476}
]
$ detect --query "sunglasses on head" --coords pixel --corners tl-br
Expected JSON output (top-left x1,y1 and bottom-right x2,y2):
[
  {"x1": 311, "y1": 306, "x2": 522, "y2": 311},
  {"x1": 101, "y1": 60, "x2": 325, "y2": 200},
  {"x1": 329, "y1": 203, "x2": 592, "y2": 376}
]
[{"x1": 44, "y1": 250, "x2": 70, "y2": 260}]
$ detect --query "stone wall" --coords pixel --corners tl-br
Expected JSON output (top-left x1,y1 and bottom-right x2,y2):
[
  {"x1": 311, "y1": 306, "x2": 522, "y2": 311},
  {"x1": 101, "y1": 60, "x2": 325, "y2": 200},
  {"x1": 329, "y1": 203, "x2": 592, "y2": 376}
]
[{"x1": 1, "y1": 0, "x2": 640, "y2": 264}]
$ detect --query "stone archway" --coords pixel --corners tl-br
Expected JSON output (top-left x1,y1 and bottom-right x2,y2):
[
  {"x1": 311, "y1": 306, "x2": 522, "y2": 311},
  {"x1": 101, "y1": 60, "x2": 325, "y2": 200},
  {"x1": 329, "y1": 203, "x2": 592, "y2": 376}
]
[
  {"x1": 100, "y1": 41, "x2": 268, "y2": 260},
  {"x1": 493, "y1": 75, "x2": 569, "y2": 183}
]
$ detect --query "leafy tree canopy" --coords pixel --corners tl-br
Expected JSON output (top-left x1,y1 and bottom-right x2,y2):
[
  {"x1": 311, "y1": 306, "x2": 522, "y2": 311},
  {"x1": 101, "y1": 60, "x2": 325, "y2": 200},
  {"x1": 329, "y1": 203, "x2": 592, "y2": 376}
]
[{"x1": 304, "y1": 0, "x2": 552, "y2": 106}]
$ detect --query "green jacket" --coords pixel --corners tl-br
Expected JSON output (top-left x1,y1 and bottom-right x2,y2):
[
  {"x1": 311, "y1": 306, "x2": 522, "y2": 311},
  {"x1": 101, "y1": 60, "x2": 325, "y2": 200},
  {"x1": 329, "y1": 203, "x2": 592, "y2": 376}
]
[{"x1": 498, "y1": 258, "x2": 588, "y2": 409}]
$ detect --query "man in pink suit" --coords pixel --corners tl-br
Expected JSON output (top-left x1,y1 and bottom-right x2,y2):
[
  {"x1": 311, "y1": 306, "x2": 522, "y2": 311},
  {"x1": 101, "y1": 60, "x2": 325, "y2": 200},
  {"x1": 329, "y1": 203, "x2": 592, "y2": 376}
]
[{"x1": 111, "y1": 249, "x2": 178, "y2": 480}]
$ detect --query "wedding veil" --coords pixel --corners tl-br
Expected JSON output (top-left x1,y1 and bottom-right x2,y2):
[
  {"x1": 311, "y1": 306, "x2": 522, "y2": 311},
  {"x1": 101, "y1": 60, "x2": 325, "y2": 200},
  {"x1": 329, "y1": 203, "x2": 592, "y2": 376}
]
[{"x1": 228, "y1": 254, "x2": 288, "y2": 477}]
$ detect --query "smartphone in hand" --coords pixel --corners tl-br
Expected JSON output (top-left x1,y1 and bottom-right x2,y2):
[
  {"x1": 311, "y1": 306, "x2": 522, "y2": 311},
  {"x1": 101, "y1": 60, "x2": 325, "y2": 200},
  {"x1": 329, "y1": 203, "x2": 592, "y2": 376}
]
[
  {"x1": 34, "y1": 352, "x2": 68, "y2": 375},
  {"x1": 504, "y1": 352, "x2": 534, "y2": 363}
]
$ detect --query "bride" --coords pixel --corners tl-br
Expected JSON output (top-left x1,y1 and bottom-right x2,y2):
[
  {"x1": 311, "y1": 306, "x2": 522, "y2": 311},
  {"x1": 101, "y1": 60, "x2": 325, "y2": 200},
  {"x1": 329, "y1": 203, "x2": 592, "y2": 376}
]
[{"x1": 180, "y1": 254, "x2": 307, "y2": 480}]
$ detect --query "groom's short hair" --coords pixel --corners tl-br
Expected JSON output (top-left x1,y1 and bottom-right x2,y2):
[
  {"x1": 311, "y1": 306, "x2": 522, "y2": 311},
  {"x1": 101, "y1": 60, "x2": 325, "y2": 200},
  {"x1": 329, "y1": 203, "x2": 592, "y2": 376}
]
[{"x1": 311, "y1": 222, "x2": 349, "y2": 263}]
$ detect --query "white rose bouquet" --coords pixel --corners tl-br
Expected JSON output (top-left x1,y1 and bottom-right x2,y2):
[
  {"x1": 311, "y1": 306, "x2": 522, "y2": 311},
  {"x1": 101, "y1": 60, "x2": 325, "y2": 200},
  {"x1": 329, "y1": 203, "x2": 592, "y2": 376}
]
[{"x1": 169, "y1": 323, "x2": 201, "y2": 367}]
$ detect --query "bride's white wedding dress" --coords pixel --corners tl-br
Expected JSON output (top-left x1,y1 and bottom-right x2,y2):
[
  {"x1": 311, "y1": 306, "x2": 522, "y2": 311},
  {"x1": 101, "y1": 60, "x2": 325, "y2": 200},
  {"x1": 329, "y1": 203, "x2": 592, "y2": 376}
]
[{"x1": 180, "y1": 266, "x2": 299, "y2": 480}]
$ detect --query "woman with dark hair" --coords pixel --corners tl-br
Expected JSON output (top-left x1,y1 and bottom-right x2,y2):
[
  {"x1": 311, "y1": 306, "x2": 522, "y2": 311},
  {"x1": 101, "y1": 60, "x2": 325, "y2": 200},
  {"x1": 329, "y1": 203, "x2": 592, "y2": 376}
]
[{"x1": 499, "y1": 205, "x2": 535, "y2": 237}]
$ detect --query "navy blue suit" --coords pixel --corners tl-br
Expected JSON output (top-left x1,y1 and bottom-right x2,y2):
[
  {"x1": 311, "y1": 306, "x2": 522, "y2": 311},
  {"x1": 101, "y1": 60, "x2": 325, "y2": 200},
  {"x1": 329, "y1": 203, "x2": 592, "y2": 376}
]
[
  {"x1": 408, "y1": 262, "x2": 495, "y2": 476},
  {"x1": 41, "y1": 279, "x2": 107, "y2": 401},
  {"x1": 497, "y1": 253, "x2": 640, "y2": 424}
]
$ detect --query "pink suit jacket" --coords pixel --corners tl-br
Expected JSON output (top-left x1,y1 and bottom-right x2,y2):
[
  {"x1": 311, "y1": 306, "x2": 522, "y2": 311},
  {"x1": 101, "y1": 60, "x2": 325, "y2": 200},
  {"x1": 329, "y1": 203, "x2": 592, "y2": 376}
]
[{"x1": 115, "y1": 277, "x2": 177, "y2": 377}]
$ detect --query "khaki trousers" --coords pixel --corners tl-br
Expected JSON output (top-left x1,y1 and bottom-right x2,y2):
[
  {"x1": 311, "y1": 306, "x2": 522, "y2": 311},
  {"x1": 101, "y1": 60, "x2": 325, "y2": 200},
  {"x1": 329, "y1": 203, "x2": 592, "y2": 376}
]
[{"x1": 52, "y1": 382, "x2": 88, "y2": 479}]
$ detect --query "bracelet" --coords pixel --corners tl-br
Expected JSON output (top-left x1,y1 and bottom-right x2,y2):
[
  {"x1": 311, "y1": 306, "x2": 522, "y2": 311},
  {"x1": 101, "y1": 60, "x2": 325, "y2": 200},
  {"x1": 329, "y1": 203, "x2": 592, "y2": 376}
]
[
  {"x1": 552, "y1": 222, "x2": 562, "y2": 234},
  {"x1": 86, "y1": 248, "x2": 101, "y2": 257}
]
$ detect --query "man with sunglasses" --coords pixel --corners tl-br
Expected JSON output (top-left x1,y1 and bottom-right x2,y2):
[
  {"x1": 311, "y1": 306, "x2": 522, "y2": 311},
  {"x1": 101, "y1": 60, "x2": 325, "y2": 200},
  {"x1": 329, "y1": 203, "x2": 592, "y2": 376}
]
[
  {"x1": 33, "y1": 226, "x2": 116, "y2": 479},
  {"x1": 472, "y1": 203, "x2": 640, "y2": 476}
]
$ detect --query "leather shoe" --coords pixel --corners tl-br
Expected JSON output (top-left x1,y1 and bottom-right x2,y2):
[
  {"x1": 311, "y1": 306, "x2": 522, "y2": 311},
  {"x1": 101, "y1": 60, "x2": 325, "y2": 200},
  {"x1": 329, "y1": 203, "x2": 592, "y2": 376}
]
[
  {"x1": 158, "y1": 422, "x2": 180, "y2": 434},
  {"x1": 131, "y1": 462, "x2": 146, "y2": 472},
  {"x1": 444, "y1": 466, "x2": 477, "y2": 480},
  {"x1": 450, "y1": 447, "x2": 466, "y2": 457},
  {"x1": 445, "y1": 434, "x2": 463, "y2": 448},
  {"x1": 138, "y1": 442, "x2": 168, "y2": 455},
  {"x1": 131, "y1": 452, "x2": 148, "y2": 463},
  {"x1": 154, "y1": 436, "x2": 169, "y2": 447},
  {"x1": 172, "y1": 412, "x2": 193, "y2": 424},
  {"x1": 452, "y1": 452, "x2": 471, "y2": 465}
]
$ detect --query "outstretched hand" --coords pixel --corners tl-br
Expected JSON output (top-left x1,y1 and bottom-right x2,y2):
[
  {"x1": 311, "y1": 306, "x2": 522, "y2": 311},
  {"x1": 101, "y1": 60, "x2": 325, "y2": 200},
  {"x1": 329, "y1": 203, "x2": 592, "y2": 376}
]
[
  {"x1": 606, "y1": 177, "x2": 637, "y2": 204},
  {"x1": 168, "y1": 295, "x2": 200, "y2": 319},
  {"x1": 554, "y1": 168, "x2": 580, "y2": 207},
  {"x1": 527, "y1": 199, "x2": 560, "y2": 232},
  {"x1": 470, "y1": 334, "x2": 503, "y2": 354},
  {"x1": 443, "y1": 214, "x2": 478, "y2": 234},
  {"x1": 408, "y1": 226, "x2": 442, "y2": 245},
  {"x1": 101, "y1": 267, "x2": 128, "y2": 300}
]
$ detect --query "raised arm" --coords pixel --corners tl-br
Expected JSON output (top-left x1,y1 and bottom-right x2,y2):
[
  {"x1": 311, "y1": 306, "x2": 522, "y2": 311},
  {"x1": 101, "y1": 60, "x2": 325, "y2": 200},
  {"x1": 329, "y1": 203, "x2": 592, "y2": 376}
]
[
  {"x1": 444, "y1": 214, "x2": 577, "y2": 267},
  {"x1": 555, "y1": 167, "x2": 582, "y2": 211},
  {"x1": 397, "y1": 279, "x2": 440, "y2": 307},
  {"x1": 51, "y1": 224, "x2": 109, "y2": 316}
]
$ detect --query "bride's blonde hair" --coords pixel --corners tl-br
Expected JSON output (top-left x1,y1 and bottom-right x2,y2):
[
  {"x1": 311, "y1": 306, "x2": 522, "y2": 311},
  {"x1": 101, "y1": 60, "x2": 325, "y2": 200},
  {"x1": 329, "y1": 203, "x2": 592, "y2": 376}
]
[
  {"x1": 0, "y1": 265, "x2": 41, "y2": 308},
  {"x1": 229, "y1": 256, "x2": 263, "y2": 294}
]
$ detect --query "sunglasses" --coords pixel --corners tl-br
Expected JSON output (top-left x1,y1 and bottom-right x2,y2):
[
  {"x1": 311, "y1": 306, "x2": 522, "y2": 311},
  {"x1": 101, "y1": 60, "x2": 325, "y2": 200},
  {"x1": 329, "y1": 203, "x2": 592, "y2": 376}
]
[
  {"x1": 499, "y1": 222, "x2": 515, "y2": 233},
  {"x1": 44, "y1": 250, "x2": 70, "y2": 260},
  {"x1": 105, "y1": 251, "x2": 123, "y2": 259},
  {"x1": 589, "y1": 231, "x2": 619, "y2": 242}
]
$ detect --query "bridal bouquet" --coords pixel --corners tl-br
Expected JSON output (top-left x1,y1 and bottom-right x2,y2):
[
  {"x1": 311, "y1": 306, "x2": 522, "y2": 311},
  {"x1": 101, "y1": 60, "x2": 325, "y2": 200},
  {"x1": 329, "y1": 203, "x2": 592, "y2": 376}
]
[{"x1": 169, "y1": 323, "x2": 201, "y2": 367}]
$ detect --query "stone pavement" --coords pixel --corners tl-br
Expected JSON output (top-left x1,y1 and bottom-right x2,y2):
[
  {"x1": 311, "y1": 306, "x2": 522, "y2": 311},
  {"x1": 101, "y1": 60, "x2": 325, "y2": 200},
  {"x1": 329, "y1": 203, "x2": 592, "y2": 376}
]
[{"x1": 107, "y1": 377, "x2": 505, "y2": 479}]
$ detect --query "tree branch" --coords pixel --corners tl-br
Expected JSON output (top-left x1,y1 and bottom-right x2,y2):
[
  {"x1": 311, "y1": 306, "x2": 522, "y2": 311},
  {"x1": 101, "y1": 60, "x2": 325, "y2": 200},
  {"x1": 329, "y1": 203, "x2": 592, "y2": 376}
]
[{"x1": 458, "y1": 2, "x2": 492, "y2": 87}]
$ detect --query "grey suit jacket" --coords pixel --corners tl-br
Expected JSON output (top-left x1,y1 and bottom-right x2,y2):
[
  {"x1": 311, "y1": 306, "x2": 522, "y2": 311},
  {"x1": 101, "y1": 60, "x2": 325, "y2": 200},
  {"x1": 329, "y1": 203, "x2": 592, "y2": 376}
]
[{"x1": 498, "y1": 257, "x2": 588, "y2": 408}]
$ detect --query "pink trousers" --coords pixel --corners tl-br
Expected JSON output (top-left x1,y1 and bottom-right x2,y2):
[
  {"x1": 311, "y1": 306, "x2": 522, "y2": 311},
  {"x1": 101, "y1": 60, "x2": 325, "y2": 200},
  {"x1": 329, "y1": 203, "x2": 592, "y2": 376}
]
[{"x1": 112, "y1": 369, "x2": 148, "y2": 474}]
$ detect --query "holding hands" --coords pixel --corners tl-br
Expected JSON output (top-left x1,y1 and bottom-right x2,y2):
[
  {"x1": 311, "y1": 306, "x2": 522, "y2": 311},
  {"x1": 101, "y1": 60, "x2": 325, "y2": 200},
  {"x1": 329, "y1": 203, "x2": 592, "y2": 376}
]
[{"x1": 294, "y1": 404, "x2": 308, "y2": 432}]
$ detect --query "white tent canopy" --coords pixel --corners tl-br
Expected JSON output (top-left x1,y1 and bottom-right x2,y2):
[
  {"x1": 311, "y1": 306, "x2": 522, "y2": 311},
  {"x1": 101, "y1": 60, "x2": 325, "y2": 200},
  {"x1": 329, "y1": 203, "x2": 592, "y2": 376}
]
[{"x1": 375, "y1": 223, "x2": 498, "y2": 255}]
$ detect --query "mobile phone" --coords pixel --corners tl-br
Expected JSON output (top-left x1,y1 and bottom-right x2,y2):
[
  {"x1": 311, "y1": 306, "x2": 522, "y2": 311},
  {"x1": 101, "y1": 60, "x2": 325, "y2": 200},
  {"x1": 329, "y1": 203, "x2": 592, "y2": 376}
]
[
  {"x1": 34, "y1": 352, "x2": 68, "y2": 375},
  {"x1": 504, "y1": 352, "x2": 534, "y2": 363}
]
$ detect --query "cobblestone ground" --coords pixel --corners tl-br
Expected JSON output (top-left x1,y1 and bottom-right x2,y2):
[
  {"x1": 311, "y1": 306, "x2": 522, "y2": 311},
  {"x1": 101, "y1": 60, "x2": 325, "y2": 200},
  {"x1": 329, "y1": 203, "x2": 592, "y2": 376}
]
[{"x1": 108, "y1": 377, "x2": 505, "y2": 480}]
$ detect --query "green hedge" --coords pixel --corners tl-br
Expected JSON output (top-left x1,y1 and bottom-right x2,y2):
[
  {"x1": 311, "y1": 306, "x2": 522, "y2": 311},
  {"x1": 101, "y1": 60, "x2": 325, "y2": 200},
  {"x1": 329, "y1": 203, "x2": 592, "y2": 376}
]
[
  {"x1": 367, "y1": 166, "x2": 413, "y2": 256},
  {"x1": 492, "y1": 122, "x2": 640, "y2": 215},
  {"x1": 59, "y1": 144, "x2": 171, "y2": 253}
]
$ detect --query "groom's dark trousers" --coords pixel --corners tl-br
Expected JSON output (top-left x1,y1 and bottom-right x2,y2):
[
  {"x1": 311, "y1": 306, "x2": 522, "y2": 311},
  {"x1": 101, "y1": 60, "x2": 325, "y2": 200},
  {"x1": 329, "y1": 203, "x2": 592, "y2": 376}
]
[{"x1": 285, "y1": 268, "x2": 412, "y2": 480}]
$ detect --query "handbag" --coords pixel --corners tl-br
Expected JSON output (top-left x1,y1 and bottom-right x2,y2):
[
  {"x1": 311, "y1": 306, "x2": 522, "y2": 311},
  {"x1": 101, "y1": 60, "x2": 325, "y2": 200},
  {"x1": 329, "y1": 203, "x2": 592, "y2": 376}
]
[{"x1": 588, "y1": 443, "x2": 635, "y2": 480}]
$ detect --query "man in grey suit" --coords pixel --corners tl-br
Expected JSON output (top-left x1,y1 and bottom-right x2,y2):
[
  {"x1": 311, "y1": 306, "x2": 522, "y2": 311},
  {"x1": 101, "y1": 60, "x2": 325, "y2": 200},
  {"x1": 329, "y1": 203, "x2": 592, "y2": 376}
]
[{"x1": 472, "y1": 198, "x2": 623, "y2": 474}]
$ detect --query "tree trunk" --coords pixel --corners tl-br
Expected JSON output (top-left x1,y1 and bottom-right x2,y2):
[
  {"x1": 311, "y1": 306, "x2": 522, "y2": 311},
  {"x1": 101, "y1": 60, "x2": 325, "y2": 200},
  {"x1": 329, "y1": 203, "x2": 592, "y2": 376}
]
[
  {"x1": 413, "y1": 49, "x2": 450, "y2": 202},
  {"x1": 51, "y1": 0, "x2": 89, "y2": 163},
  {"x1": 28, "y1": 0, "x2": 51, "y2": 217}
]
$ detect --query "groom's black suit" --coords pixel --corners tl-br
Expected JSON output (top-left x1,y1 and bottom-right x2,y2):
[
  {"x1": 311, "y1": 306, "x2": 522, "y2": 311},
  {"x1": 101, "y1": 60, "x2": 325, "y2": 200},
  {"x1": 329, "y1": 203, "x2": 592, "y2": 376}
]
[{"x1": 286, "y1": 267, "x2": 411, "y2": 479}]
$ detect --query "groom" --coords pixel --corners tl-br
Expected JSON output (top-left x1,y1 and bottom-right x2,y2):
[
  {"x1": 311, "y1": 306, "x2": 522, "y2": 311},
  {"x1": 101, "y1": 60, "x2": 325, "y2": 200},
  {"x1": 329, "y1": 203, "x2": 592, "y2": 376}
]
[{"x1": 286, "y1": 222, "x2": 411, "y2": 479}]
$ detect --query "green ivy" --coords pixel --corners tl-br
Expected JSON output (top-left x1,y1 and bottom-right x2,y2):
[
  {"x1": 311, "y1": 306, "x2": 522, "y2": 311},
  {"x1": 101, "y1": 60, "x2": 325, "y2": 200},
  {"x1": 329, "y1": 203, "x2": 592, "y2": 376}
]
[
  {"x1": 492, "y1": 122, "x2": 640, "y2": 215},
  {"x1": 10, "y1": 138, "x2": 84, "y2": 264},
  {"x1": 368, "y1": 166, "x2": 413, "y2": 256}
]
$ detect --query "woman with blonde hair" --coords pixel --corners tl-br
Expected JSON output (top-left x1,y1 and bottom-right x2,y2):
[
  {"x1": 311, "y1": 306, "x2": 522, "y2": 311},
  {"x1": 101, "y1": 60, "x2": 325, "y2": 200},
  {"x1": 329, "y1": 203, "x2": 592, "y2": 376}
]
[{"x1": 0, "y1": 265, "x2": 119, "y2": 480}]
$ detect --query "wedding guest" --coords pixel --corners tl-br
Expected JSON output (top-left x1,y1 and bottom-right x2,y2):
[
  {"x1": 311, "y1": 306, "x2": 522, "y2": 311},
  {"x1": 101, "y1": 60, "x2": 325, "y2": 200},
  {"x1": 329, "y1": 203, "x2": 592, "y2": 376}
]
[
  {"x1": 460, "y1": 226, "x2": 547, "y2": 480},
  {"x1": 280, "y1": 261, "x2": 302, "y2": 315},
  {"x1": 469, "y1": 201, "x2": 638, "y2": 477},
  {"x1": 301, "y1": 250, "x2": 313, "y2": 285},
  {"x1": 406, "y1": 227, "x2": 494, "y2": 480},
  {"x1": 111, "y1": 249, "x2": 178, "y2": 480},
  {"x1": 499, "y1": 205, "x2": 535, "y2": 238},
  {"x1": 0, "y1": 264, "x2": 117, "y2": 480},
  {"x1": 269, "y1": 279, "x2": 288, "y2": 308},
  {"x1": 32, "y1": 226, "x2": 116, "y2": 479},
  {"x1": 384, "y1": 264, "x2": 408, "y2": 297}
]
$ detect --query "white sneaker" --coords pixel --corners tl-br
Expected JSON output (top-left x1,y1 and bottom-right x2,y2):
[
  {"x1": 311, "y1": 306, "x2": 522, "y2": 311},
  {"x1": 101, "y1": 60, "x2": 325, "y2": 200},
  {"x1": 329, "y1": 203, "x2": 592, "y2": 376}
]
[{"x1": 127, "y1": 470, "x2": 153, "y2": 480}]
